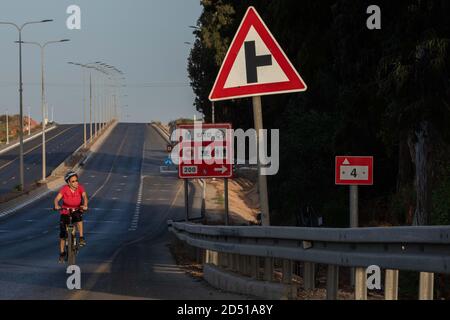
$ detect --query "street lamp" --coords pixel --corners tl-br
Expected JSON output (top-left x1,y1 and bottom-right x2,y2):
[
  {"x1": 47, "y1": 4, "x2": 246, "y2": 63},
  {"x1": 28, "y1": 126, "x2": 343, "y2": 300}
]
[
  {"x1": 19, "y1": 39, "x2": 70, "y2": 182},
  {"x1": 0, "y1": 19, "x2": 53, "y2": 190},
  {"x1": 68, "y1": 62, "x2": 113, "y2": 142},
  {"x1": 68, "y1": 62, "x2": 89, "y2": 146}
]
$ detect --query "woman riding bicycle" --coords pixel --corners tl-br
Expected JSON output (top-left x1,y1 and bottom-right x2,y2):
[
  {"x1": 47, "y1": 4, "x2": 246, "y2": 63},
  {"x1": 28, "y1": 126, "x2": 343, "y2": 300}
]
[{"x1": 54, "y1": 171, "x2": 89, "y2": 263}]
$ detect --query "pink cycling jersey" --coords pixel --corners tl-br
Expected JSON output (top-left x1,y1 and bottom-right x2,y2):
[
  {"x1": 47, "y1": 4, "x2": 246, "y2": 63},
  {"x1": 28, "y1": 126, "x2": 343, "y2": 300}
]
[{"x1": 59, "y1": 184, "x2": 85, "y2": 215}]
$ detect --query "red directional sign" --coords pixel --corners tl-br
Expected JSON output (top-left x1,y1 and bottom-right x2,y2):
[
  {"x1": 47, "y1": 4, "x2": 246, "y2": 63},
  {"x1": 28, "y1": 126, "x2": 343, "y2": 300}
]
[
  {"x1": 209, "y1": 6, "x2": 307, "y2": 101},
  {"x1": 335, "y1": 156, "x2": 374, "y2": 186},
  {"x1": 178, "y1": 123, "x2": 233, "y2": 179}
]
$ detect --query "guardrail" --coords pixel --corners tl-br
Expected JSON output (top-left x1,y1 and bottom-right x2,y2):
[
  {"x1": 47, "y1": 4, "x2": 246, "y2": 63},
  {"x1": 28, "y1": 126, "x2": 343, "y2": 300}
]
[{"x1": 168, "y1": 221, "x2": 450, "y2": 300}]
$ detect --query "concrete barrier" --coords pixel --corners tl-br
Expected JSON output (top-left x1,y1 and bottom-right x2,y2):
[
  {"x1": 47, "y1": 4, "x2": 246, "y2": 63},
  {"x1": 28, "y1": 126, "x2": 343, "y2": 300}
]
[{"x1": 203, "y1": 264, "x2": 297, "y2": 300}]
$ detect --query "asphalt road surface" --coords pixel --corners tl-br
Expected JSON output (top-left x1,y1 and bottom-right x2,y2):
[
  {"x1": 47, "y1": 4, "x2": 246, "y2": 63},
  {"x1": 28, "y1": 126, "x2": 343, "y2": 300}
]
[
  {"x1": 0, "y1": 124, "x2": 91, "y2": 195},
  {"x1": 0, "y1": 123, "x2": 248, "y2": 300}
]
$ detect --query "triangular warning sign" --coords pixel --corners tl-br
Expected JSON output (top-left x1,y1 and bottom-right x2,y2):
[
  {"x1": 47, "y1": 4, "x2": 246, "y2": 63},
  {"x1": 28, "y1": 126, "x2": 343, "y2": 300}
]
[{"x1": 209, "y1": 6, "x2": 307, "y2": 101}]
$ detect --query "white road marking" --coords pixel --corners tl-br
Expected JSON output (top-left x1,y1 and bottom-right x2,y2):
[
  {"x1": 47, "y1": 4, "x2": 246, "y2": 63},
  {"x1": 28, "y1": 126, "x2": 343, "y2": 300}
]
[{"x1": 129, "y1": 141, "x2": 145, "y2": 231}]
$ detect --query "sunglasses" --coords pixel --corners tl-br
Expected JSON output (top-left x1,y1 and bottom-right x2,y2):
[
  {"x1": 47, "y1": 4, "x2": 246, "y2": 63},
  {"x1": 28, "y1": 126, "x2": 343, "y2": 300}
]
[{"x1": 70, "y1": 179, "x2": 78, "y2": 183}]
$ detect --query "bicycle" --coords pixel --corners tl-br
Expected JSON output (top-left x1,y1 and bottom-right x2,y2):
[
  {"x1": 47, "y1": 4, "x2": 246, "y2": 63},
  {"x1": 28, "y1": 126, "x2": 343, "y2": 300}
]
[{"x1": 56, "y1": 207, "x2": 85, "y2": 265}]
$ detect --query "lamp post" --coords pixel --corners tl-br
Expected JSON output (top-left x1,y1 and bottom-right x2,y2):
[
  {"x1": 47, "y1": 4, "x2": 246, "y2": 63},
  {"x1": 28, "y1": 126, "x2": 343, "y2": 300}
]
[
  {"x1": 19, "y1": 39, "x2": 70, "y2": 182},
  {"x1": 0, "y1": 19, "x2": 53, "y2": 190}
]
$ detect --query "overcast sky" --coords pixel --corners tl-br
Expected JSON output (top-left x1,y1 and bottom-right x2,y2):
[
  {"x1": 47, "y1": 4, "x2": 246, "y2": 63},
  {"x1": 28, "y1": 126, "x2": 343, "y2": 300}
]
[{"x1": 0, "y1": 0, "x2": 202, "y2": 124}]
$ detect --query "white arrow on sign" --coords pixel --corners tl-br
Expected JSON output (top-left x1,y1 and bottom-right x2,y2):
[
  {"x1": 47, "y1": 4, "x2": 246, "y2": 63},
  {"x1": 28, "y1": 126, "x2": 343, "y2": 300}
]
[{"x1": 214, "y1": 166, "x2": 228, "y2": 174}]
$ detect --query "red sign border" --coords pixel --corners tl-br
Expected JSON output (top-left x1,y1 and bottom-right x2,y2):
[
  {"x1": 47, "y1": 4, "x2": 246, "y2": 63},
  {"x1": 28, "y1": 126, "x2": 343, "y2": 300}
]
[
  {"x1": 335, "y1": 156, "x2": 374, "y2": 186},
  {"x1": 208, "y1": 6, "x2": 307, "y2": 101}
]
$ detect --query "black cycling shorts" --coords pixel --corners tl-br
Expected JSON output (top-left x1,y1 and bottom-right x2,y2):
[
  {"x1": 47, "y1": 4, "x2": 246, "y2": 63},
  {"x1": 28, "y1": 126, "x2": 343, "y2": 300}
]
[{"x1": 59, "y1": 211, "x2": 83, "y2": 239}]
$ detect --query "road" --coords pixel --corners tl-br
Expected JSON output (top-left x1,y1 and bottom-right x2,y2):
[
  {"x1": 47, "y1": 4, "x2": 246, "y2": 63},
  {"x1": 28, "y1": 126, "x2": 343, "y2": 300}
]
[
  {"x1": 0, "y1": 124, "x2": 90, "y2": 196},
  {"x1": 0, "y1": 123, "x2": 247, "y2": 299}
]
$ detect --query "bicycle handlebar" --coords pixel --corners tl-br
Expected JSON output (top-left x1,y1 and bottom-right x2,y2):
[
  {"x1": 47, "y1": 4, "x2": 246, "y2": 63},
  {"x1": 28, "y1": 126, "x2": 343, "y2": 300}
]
[{"x1": 54, "y1": 207, "x2": 87, "y2": 214}]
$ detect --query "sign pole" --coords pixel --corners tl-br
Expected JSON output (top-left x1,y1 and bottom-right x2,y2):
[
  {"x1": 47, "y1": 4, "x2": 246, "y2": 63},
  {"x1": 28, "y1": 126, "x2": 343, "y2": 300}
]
[
  {"x1": 224, "y1": 178, "x2": 229, "y2": 225},
  {"x1": 185, "y1": 179, "x2": 189, "y2": 221},
  {"x1": 350, "y1": 184, "x2": 358, "y2": 287},
  {"x1": 350, "y1": 185, "x2": 359, "y2": 228},
  {"x1": 252, "y1": 96, "x2": 270, "y2": 226}
]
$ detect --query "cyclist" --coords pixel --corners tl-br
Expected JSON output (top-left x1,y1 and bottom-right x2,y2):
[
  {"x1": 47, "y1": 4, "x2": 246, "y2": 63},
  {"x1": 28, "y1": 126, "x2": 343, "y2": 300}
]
[{"x1": 54, "y1": 171, "x2": 88, "y2": 263}]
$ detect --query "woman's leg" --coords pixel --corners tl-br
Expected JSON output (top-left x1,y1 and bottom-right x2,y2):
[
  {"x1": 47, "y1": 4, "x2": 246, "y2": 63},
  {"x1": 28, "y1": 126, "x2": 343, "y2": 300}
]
[
  {"x1": 60, "y1": 239, "x2": 65, "y2": 254},
  {"x1": 77, "y1": 221, "x2": 84, "y2": 238}
]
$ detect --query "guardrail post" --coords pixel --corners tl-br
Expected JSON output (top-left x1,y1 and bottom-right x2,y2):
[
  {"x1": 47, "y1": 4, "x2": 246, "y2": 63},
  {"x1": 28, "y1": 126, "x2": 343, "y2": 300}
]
[
  {"x1": 235, "y1": 254, "x2": 241, "y2": 273},
  {"x1": 419, "y1": 272, "x2": 434, "y2": 300},
  {"x1": 264, "y1": 258, "x2": 274, "y2": 281},
  {"x1": 326, "y1": 265, "x2": 339, "y2": 300},
  {"x1": 196, "y1": 248, "x2": 203, "y2": 264},
  {"x1": 203, "y1": 250, "x2": 209, "y2": 264},
  {"x1": 354, "y1": 267, "x2": 367, "y2": 300},
  {"x1": 303, "y1": 262, "x2": 315, "y2": 290},
  {"x1": 226, "y1": 253, "x2": 231, "y2": 270},
  {"x1": 211, "y1": 251, "x2": 218, "y2": 266},
  {"x1": 221, "y1": 252, "x2": 229, "y2": 268},
  {"x1": 232, "y1": 254, "x2": 238, "y2": 272},
  {"x1": 241, "y1": 255, "x2": 246, "y2": 274},
  {"x1": 384, "y1": 269, "x2": 399, "y2": 300},
  {"x1": 245, "y1": 256, "x2": 253, "y2": 276},
  {"x1": 250, "y1": 256, "x2": 259, "y2": 279},
  {"x1": 282, "y1": 260, "x2": 293, "y2": 284}
]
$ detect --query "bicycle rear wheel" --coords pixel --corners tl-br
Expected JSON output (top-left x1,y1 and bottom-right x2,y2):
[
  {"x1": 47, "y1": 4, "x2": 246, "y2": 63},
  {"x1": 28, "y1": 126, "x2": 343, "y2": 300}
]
[{"x1": 67, "y1": 227, "x2": 76, "y2": 265}]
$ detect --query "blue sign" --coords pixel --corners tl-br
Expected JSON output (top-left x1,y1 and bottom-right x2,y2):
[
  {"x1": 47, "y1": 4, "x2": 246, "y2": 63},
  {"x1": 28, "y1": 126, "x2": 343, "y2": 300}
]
[{"x1": 164, "y1": 157, "x2": 173, "y2": 166}]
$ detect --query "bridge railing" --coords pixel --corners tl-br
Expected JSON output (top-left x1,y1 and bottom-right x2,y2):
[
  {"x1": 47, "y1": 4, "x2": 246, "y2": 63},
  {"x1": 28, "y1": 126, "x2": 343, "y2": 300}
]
[{"x1": 168, "y1": 221, "x2": 450, "y2": 300}]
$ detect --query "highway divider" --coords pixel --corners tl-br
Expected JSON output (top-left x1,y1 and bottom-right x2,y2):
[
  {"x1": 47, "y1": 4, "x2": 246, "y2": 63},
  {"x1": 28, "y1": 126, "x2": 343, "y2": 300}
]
[
  {"x1": 0, "y1": 121, "x2": 118, "y2": 220},
  {"x1": 0, "y1": 125, "x2": 57, "y2": 156},
  {"x1": 151, "y1": 122, "x2": 171, "y2": 144}
]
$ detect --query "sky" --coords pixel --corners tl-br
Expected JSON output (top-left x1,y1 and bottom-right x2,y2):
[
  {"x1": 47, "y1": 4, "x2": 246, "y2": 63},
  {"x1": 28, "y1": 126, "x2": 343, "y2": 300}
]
[{"x1": 0, "y1": 0, "x2": 203, "y2": 124}]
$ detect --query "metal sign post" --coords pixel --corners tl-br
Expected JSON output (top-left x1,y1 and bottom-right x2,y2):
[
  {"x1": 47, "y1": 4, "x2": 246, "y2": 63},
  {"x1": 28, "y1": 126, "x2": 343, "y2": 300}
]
[
  {"x1": 350, "y1": 184, "x2": 358, "y2": 287},
  {"x1": 224, "y1": 178, "x2": 229, "y2": 225},
  {"x1": 350, "y1": 185, "x2": 359, "y2": 228},
  {"x1": 185, "y1": 179, "x2": 189, "y2": 221},
  {"x1": 253, "y1": 96, "x2": 270, "y2": 226}
]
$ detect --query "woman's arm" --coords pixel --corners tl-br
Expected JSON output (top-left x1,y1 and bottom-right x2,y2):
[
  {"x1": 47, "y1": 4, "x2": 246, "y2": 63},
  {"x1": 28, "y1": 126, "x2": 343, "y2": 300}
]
[
  {"x1": 54, "y1": 193, "x2": 63, "y2": 210},
  {"x1": 82, "y1": 192, "x2": 88, "y2": 210}
]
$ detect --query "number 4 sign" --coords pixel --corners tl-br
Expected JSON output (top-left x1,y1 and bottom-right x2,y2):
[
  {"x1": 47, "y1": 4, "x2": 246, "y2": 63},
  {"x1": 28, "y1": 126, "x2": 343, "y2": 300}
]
[{"x1": 335, "y1": 156, "x2": 373, "y2": 186}]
